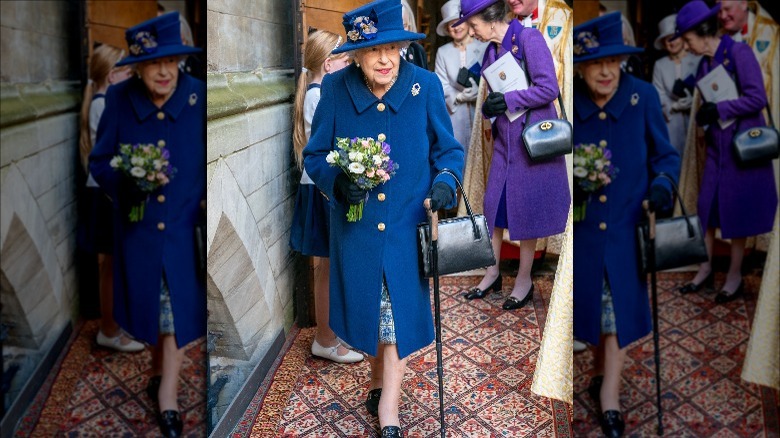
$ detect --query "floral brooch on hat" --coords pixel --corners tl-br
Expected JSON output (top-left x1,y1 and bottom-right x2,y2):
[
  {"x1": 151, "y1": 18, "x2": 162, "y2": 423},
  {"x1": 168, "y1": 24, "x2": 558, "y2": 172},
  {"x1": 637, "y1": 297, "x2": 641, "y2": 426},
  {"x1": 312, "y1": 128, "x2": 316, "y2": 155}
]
[
  {"x1": 573, "y1": 31, "x2": 599, "y2": 56},
  {"x1": 129, "y1": 31, "x2": 158, "y2": 56},
  {"x1": 346, "y1": 9, "x2": 379, "y2": 42}
]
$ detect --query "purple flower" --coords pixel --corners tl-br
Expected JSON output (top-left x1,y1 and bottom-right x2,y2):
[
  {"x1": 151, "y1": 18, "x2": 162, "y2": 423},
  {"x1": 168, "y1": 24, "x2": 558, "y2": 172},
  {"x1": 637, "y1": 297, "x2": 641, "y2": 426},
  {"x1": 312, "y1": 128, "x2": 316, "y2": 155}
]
[
  {"x1": 382, "y1": 143, "x2": 391, "y2": 154},
  {"x1": 161, "y1": 148, "x2": 170, "y2": 160},
  {"x1": 603, "y1": 149, "x2": 612, "y2": 160}
]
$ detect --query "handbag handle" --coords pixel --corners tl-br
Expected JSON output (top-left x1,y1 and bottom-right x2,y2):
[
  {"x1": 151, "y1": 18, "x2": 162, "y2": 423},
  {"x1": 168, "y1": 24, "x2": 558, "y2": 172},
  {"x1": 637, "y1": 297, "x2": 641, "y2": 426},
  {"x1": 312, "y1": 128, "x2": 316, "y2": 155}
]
[
  {"x1": 434, "y1": 168, "x2": 484, "y2": 240},
  {"x1": 652, "y1": 172, "x2": 697, "y2": 238}
]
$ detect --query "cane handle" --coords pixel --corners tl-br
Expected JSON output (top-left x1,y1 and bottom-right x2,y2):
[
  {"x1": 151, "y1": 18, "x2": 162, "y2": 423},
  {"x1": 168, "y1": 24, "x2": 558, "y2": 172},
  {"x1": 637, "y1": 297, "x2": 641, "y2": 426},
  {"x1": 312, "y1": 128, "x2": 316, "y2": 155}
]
[{"x1": 424, "y1": 198, "x2": 439, "y2": 241}]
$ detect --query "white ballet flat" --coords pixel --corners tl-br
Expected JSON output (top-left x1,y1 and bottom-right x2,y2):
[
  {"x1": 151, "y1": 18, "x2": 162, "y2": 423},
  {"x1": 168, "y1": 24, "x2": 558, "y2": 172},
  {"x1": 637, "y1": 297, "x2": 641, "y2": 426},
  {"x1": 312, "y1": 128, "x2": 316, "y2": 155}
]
[{"x1": 311, "y1": 339, "x2": 364, "y2": 363}]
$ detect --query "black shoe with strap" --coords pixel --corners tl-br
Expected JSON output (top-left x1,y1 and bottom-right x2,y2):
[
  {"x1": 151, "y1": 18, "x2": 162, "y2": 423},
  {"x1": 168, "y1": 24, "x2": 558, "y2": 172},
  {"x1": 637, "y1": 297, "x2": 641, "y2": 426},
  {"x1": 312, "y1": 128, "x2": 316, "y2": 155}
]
[
  {"x1": 502, "y1": 283, "x2": 534, "y2": 310},
  {"x1": 600, "y1": 410, "x2": 625, "y2": 437},
  {"x1": 158, "y1": 410, "x2": 183, "y2": 437},
  {"x1": 464, "y1": 275, "x2": 502, "y2": 300},
  {"x1": 679, "y1": 271, "x2": 714, "y2": 294},
  {"x1": 381, "y1": 426, "x2": 403, "y2": 437},
  {"x1": 365, "y1": 388, "x2": 382, "y2": 416},
  {"x1": 715, "y1": 280, "x2": 744, "y2": 304}
]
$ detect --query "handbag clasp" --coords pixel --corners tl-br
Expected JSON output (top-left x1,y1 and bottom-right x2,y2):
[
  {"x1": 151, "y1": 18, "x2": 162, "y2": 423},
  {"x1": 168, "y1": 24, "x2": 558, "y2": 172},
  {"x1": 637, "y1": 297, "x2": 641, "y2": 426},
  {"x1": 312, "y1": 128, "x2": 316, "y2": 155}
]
[
  {"x1": 749, "y1": 129, "x2": 761, "y2": 138},
  {"x1": 540, "y1": 121, "x2": 553, "y2": 131}
]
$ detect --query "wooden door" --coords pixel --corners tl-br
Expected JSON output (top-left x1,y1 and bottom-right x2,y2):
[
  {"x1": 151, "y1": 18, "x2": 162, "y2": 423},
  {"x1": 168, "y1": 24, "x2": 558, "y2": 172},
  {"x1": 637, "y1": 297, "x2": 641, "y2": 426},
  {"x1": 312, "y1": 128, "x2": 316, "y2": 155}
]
[{"x1": 85, "y1": 1, "x2": 157, "y2": 57}]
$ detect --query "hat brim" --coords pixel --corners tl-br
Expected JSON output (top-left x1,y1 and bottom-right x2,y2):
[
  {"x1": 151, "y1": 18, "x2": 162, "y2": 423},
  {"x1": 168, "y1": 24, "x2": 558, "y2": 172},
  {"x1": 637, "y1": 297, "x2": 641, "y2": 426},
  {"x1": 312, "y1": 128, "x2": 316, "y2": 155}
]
[
  {"x1": 654, "y1": 32, "x2": 674, "y2": 51},
  {"x1": 574, "y1": 45, "x2": 644, "y2": 64},
  {"x1": 671, "y1": 4, "x2": 721, "y2": 41},
  {"x1": 116, "y1": 45, "x2": 202, "y2": 66},
  {"x1": 451, "y1": 0, "x2": 500, "y2": 28},
  {"x1": 437, "y1": 15, "x2": 460, "y2": 37},
  {"x1": 332, "y1": 29, "x2": 425, "y2": 54}
]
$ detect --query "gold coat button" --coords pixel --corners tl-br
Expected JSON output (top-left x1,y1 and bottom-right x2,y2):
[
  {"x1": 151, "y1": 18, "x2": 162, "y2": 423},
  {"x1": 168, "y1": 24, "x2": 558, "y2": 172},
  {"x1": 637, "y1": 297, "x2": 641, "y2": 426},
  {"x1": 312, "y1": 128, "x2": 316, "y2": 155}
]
[
  {"x1": 377, "y1": 103, "x2": 386, "y2": 112},
  {"x1": 599, "y1": 195, "x2": 607, "y2": 203},
  {"x1": 598, "y1": 111, "x2": 607, "y2": 120},
  {"x1": 599, "y1": 222, "x2": 607, "y2": 231},
  {"x1": 157, "y1": 111, "x2": 165, "y2": 120},
  {"x1": 157, "y1": 139, "x2": 166, "y2": 147},
  {"x1": 157, "y1": 194, "x2": 166, "y2": 203},
  {"x1": 377, "y1": 222, "x2": 386, "y2": 231},
  {"x1": 378, "y1": 193, "x2": 386, "y2": 201},
  {"x1": 157, "y1": 222, "x2": 166, "y2": 231},
  {"x1": 599, "y1": 140, "x2": 607, "y2": 147}
]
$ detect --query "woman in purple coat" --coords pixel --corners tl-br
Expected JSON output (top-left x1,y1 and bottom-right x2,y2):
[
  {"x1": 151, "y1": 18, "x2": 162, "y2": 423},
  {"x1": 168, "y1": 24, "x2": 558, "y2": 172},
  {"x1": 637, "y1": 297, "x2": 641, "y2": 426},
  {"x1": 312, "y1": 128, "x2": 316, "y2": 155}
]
[
  {"x1": 458, "y1": 0, "x2": 570, "y2": 310},
  {"x1": 675, "y1": 1, "x2": 777, "y2": 303}
]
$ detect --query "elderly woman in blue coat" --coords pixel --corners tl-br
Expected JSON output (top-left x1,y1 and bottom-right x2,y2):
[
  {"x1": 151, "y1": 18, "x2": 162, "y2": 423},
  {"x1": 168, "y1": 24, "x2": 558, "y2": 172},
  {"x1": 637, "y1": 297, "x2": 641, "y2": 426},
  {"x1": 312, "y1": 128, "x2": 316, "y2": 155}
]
[
  {"x1": 572, "y1": 12, "x2": 680, "y2": 437},
  {"x1": 458, "y1": 0, "x2": 570, "y2": 311},
  {"x1": 303, "y1": 1, "x2": 464, "y2": 436},
  {"x1": 89, "y1": 12, "x2": 205, "y2": 438},
  {"x1": 674, "y1": 1, "x2": 777, "y2": 303}
]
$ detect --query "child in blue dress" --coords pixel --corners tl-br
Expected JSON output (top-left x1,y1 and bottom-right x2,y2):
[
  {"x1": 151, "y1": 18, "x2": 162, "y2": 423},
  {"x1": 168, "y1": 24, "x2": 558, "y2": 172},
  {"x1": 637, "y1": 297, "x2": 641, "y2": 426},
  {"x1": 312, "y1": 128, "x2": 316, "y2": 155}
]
[{"x1": 290, "y1": 30, "x2": 363, "y2": 364}]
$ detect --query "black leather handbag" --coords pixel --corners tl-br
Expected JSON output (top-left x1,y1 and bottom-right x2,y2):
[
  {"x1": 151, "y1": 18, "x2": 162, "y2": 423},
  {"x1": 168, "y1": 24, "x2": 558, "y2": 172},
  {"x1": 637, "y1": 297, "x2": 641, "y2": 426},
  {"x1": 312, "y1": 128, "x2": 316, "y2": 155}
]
[
  {"x1": 418, "y1": 170, "x2": 496, "y2": 278},
  {"x1": 732, "y1": 103, "x2": 779, "y2": 165},
  {"x1": 522, "y1": 93, "x2": 573, "y2": 162},
  {"x1": 636, "y1": 174, "x2": 708, "y2": 274}
]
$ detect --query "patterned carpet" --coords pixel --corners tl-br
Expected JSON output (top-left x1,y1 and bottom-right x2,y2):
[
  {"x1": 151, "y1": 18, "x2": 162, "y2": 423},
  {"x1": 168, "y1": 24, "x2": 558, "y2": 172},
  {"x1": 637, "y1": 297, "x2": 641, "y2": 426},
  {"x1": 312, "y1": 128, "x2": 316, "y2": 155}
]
[
  {"x1": 15, "y1": 320, "x2": 206, "y2": 437},
  {"x1": 574, "y1": 271, "x2": 780, "y2": 437},
  {"x1": 232, "y1": 274, "x2": 573, "y2": 437}
]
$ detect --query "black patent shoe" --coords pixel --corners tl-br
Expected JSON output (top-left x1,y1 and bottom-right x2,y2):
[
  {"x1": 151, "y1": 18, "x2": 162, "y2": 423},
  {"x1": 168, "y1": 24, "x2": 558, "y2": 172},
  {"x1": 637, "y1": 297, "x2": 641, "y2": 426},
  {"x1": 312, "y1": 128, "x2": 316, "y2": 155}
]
[
  {"x1": 502, "y1": 284, "x2": 534, "y2": 310},
  {"x1": 679, "y1": 271, "x2": 714, "y2": 294},
  {"x1": 365, "y1": 388, "x2": 382, "y2": 416},
  {"x1": 464, "y1": 275, "x2": 502, "y2": 300},
  {"x1": 381, "y1": 426, "x2": 403, "y2": 437},
  {"x1": 146, "y1": 375, "x2": 161, "y2": 405},
  {"x1": 158, "y1": 410, "x2": 183, "y2": 438},
  {"x1": 600, "y1": 410, "x2": 625, "y2": 438},
  {"x1": 715, "y1": 280, "x2": 744, "y2": 304},
  {"x1": 587, "y1": 375, "x2": 603, "y2": 406}
]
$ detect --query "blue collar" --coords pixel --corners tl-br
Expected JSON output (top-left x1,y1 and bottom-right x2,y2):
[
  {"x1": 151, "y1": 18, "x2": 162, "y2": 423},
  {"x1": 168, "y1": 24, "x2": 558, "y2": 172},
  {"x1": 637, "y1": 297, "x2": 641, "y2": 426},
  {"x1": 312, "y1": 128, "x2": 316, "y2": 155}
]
[
  {"x1": 129, "y1": 73, "x2": 194, "y2": 121},
  {"x1": 574, "y1": 73, "x2": 635, "y2": 121},
  {"x1": 345, "y1": 59, "x2": 415, "y2": 114}
]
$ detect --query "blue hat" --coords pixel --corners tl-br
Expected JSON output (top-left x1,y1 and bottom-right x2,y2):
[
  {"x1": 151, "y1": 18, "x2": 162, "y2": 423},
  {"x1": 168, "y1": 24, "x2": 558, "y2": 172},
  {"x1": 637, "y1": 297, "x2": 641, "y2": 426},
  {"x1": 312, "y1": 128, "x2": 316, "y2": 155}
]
[
  {"x1": 116, "y1": 11, "x2": 201, "y2": 66},
  {"x1": 573, "y1": 12, "x2": 643, "y2": 64},
  {"x1": 331, "y1": 0, "x2": 425, "y2": 54},
  {"x1": 451, "y1": 0, "x2": 501, "y2": 28},
  {"x1": 672, "y1": 1, "x2": 721, "y2": 40}
]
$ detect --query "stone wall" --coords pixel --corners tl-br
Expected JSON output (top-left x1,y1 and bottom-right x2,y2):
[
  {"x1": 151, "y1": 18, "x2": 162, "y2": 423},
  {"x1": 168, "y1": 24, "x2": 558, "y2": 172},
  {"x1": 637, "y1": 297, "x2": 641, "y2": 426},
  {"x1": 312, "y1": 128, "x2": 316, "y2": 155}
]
[
  {"x1": 0, "y1": 0, "x2": 81, "y2": 417},
  {"x1": 205, "y1": 0, "x2": 299, "y2": 428}
]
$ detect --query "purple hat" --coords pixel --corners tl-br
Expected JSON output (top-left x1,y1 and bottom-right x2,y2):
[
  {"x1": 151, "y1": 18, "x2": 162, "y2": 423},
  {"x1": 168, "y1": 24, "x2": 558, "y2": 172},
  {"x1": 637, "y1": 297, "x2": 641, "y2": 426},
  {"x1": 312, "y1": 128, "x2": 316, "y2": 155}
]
[
  {"x1": 116, "y1": 11, "x2": 200, "y2": 66},
  {"x1": 672, "y1": 0, "x2": 721, "y2": 40},
  {"x1": 451, "y1": 0, "x2": 501, "y2": 28},
  {"x1": 573, "y1": 12, "x2": 643, "y2": 64},
  {"x1": 332, "y1": 0, "x2": 425, "y2": 55}
]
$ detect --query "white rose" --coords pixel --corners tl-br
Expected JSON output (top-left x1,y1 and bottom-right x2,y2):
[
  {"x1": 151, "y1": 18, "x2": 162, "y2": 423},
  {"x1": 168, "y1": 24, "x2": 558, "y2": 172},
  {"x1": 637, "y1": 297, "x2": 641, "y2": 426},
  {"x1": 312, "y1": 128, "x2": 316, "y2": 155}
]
[
  {"x1": 131, "y1": 156, "x2": 145, "y2": 166},
  {"x1": 153, "y1": 159, "x2": 163, "y2": 171},
  {"x1": 354, "y1": 152, "x2": 364, "y2": 162},
  {"x1": 373, "y1": 155, "x2": 382, "y2": 165},
  {"x1": 573, "y1": 166, "x2": 588, "y2": 178},
  {"x1": 130, "y1": 166, "x2": 146, "y2": 178},
  {"x1": 594, "y1": 159, "x2": 604, "y2": 170},
  {"x1": 110, "y1": 156, "x2": 123, "y2": 168},
  {"x1": 573, "y1": 156, "x2": 586, "y2": 166},
  {"x1": 348, "y1": 151, "x2": 357, "y2": 161},
  {"x1": 326, "y1": 151, "x2": 338, "y2": 164},
  {"x1": 348, "y1": 162, "x2": 366, "y2": 174}
]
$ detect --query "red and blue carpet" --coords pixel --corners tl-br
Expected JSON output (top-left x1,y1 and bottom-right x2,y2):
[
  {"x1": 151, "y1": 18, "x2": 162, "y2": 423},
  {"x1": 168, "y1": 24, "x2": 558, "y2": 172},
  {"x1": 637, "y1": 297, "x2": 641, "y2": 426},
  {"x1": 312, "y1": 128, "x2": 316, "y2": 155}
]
[
  {"x1": 232, "y1": 274, "x2": 573, "y2": 437},
  {"x1": 15, "y1": 320, "x2": 206, "y2": 437},
  {"x1": 574, "y1": 271, "x2": 779, "y2": 437}
]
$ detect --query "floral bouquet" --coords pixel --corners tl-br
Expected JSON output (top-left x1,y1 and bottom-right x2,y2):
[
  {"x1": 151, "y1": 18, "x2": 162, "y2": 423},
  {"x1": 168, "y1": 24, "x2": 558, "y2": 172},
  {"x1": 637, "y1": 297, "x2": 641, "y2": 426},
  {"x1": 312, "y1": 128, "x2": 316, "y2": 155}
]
[
  {"x1": 326, "y1": 134, "x2": 399, "y2": 222},
  {"x1": 110, "y1": 143, "x2": 176, "y2": 222},
  {"x1": 572, "y1": 142, "x2": 618, "y2": 222}
]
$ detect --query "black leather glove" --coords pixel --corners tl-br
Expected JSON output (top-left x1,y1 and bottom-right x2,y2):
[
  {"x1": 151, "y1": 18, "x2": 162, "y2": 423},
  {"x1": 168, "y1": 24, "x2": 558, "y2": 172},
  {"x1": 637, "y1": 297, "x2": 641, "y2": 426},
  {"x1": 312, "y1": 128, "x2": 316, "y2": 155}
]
[
  {"x1": 334, "y1": 173, "x2": 367, "y2": 204},
  {"x1": 672, "y1": 79, "x2": 693, "y2": 98},
  {"x1": 647, "y1": 184, "x2": 672, "y2": 213},
  {"x1": 426, "y1": 182, "x2": 454, "y2": 211},
  {"x1": 696, "y1": 102, "x2": 719, "y2": 126},
  {"x1": 483, "y1": 92, "x2": 508, "y2": 117}
]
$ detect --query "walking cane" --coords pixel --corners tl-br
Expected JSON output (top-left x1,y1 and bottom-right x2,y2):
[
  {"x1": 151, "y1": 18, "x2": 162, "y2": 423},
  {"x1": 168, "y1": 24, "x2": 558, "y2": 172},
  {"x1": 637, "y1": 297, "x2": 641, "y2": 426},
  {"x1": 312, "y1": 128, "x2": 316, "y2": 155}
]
[
  {"x1": 643, "y1": 200, "x2": 663, "y2": 435},
  {"x1": 424, "y1": 198, "x2": 446, "y2": 438}
]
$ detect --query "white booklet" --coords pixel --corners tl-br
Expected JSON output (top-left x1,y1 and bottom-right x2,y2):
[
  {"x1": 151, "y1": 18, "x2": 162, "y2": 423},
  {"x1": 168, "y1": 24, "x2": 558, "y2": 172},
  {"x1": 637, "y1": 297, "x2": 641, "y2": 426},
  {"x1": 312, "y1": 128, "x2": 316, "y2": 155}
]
[
  {"x1": 482, "y1": 52, "x2": 528, "y2": 122},
  {"x1": 697, "y1": 64, "x2": 738, "y2": 129}
]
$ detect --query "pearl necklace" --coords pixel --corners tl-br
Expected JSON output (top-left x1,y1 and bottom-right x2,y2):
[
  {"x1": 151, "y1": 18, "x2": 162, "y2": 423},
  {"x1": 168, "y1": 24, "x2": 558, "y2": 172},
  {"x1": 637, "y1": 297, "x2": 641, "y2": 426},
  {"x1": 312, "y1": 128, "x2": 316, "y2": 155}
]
[{"x1": 364, "y1": 74, "x2": 398, "y2": 94}]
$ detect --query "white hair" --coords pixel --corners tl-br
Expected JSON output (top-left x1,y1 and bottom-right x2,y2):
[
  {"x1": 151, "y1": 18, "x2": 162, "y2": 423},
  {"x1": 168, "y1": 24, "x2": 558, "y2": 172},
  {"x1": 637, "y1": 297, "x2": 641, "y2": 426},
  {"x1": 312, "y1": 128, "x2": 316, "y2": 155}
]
[{"x1": 400, "y1": 0, "x2": 417, "y2": 33}]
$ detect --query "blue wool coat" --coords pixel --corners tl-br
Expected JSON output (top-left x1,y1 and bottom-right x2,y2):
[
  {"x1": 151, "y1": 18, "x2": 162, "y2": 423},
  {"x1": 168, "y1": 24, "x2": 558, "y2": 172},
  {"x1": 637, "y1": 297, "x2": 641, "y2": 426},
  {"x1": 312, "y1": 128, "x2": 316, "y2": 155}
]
[
  {"x1": 303, "y1": 60, "x2": 464, "y2": 359},
  {"x1": 90, "y1": 74, "x2": 206, "y2": 348},
  {"x1": 572, "y1": 74, "x2": 680, "y2": 348},
  {"x1": 695, "y1": 35, "x2": 777, "y2": 238}
]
